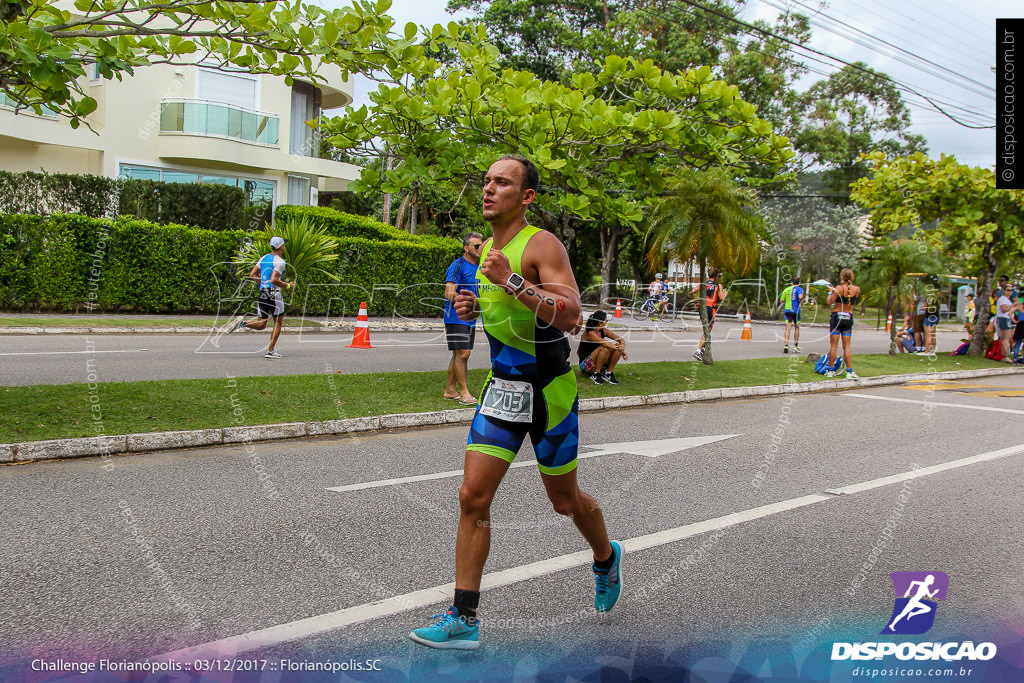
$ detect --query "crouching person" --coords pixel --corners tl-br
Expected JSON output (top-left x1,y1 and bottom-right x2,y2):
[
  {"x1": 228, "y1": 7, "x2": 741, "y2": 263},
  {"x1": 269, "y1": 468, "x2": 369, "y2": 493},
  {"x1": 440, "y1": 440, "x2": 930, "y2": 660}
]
[{"x1": 577, "y1": 310, "x2": 627, "y2": 385}]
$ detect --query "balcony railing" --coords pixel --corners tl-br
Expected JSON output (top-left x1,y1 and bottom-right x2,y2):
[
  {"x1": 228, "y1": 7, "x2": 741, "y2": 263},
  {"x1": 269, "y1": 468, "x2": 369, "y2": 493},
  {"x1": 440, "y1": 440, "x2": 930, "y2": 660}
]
[
  {"x1": 0, "y1": 92, "x2": 57, "y2": 116},
  {"x1": 159, "y1": 99, "x2": 279, "y2": 146}
]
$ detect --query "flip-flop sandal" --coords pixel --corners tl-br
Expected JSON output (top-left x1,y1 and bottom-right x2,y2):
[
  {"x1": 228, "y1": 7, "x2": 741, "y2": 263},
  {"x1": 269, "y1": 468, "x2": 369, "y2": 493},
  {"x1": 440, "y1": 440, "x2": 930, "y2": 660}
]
[
  {"x1": 458, "y1": 398, "x2": 478, "y2": 405},
  {"x1": 443, "y1": 395, "x2": 460, "y2": 400}
]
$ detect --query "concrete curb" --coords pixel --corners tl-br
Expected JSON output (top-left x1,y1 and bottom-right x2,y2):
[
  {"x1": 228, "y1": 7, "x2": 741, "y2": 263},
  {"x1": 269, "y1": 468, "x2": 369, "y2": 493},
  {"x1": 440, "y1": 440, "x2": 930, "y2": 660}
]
[{"x1": 4, "y1": 366, "x2": 1020, "y2": 464}]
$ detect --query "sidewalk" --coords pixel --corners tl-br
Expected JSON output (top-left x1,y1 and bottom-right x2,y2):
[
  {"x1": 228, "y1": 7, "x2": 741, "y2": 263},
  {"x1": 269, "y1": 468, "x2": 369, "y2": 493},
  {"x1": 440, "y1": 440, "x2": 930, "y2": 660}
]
[{"x1": 3, "y1": 366, "x2": 1018, "y2": 465}]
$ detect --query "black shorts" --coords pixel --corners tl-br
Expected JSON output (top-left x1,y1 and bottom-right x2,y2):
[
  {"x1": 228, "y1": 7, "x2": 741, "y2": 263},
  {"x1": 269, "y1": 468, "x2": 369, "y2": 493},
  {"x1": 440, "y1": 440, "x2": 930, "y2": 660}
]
[
  {"x1": 784, "y1": 311, "x2": 800, "y2": 324},
  {"x1": 829, "y1": 312, "x2": 854, "y2": 337},
  {"x1": 706, "y1": 306, "x2": 717, "y2": 329},
  {"x1": 445, "y1": 323, "x2": 476, "y2": 350},
  {"x1": 257, "y1": 289, "x2": 284, "y2": 319}
]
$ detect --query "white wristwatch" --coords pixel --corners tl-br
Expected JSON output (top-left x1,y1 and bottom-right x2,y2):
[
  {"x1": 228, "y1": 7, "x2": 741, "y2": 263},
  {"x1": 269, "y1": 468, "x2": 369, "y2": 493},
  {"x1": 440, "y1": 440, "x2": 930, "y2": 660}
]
[{"x1": 506, "y1": 272, "x2": 526, "y2": 293}]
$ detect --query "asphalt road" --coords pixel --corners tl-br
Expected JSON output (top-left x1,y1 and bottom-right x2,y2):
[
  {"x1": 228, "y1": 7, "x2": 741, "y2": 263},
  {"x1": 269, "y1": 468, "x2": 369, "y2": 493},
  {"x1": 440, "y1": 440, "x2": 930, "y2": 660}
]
[
  {"x1": 2, "y1": 375, "x2": 1021, "y2": 681},
  {"x1": 0, "y1": 318, "x2": 969, "y2": 386}
]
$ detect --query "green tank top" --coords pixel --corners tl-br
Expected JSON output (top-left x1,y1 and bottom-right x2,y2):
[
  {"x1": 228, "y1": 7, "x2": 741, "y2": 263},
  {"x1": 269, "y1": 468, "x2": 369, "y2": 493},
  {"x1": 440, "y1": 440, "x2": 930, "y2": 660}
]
[{"x1": 475, "y1": 225, "x2": 570, "y2": 377}]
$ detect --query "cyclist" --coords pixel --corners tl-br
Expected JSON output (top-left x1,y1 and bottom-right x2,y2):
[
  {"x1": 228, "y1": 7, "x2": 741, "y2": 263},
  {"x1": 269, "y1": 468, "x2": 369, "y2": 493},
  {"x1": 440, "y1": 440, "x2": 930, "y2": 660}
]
[{"x1": 649, "y1": 274, "x2": 670, "y2": 319}]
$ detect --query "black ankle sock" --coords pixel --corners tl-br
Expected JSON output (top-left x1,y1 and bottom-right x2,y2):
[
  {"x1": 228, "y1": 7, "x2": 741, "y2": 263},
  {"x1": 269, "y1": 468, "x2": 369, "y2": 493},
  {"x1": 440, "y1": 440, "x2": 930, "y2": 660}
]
[
  {"x1": 453, "y1": 589, "x2": 479, "y2": 624},
  {"x1": 594, "y1": 551, "x2": 615, "y2": 570}
]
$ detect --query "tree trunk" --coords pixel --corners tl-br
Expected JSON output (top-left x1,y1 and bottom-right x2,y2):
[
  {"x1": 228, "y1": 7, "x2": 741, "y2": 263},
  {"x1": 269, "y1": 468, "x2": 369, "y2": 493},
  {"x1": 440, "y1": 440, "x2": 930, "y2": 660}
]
[
  {"x1": 599, "y1": 227, "x2": 619, "y2": 308},
  {"x1": 886, "y1": 285, "x2": 897, "y2": 355},
  {"x1": 968, "y1": 236, "x2": 1000, "y2": 356}
]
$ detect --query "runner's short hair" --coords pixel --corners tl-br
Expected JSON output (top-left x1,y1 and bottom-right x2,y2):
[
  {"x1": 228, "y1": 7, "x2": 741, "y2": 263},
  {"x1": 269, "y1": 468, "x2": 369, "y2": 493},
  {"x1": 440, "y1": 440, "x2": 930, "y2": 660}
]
[
  {"x1": 463, "y1": 232, "x2": 483, "y2": 247},
  {"x1": 791, "y1": 276, "x2": 800, "y2": 284},
  {"x1": 497, "y1": 155, "x2": 539, "y2": 193}
]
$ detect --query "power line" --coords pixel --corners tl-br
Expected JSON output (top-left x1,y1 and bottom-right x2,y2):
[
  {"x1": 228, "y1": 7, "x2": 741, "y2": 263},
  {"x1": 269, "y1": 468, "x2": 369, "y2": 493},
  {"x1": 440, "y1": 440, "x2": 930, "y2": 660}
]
[
  {"x1": 775, "y1": 0, "x2": 994, "y2": 97},
  {"x1": 662, "y1": 0, "x2": 994, "y2": 129}
]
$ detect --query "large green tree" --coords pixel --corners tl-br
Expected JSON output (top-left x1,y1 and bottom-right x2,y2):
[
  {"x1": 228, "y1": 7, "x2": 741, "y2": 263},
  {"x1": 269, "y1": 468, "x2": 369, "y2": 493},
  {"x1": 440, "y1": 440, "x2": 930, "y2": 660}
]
[
  {"x1": 851, "y1": 152, "x2": 1024, "y2": 356},
  {"x1": 795, "y1": 64, "x2": 927, "y2": 197},
  {"x1": 1, "y1": 0, "x2": 403, "y2": 125},
  {"x1": 325, "y1": 25, "x2": 793, "y2": 302},
  {"x1": 646, "y1": 167, "x2": 763, "y2": 365},
  {"x1": 759, "y1": 195, "x2": 866, "y2": 281}
]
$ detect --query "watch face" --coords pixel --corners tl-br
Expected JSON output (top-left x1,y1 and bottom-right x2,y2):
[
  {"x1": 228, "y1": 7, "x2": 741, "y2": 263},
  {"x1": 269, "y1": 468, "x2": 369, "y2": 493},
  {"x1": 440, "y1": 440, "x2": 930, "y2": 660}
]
[{"x1": 507, "y1": 273, "x2": 525, "y2": 291}]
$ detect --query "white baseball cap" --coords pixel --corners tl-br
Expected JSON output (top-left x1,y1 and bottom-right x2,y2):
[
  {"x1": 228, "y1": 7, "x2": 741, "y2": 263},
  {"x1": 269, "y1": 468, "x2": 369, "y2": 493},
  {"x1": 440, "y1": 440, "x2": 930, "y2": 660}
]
[
  {"x1": 269, "y1": 236, "x2": 286, "y2": 249},
  {"x1": 656, "y1": 273, "x2": 663, "y2": 279}
]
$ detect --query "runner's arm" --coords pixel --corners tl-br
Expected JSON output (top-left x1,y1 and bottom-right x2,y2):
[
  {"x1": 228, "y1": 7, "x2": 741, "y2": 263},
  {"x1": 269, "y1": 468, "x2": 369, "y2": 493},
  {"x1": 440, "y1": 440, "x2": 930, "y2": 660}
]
[
  {"x1": 249, "y1": 263, "x2": 260, "y2": 282},
  {"x1": 483, "y1": 231, "x2": 582, "y2": 334},
  {"x1": 454, "y1": 289, "x2": 479, "y2": 321},
  {"x1": 445, "y1": 281, "x2": 457, "y2": 303}
]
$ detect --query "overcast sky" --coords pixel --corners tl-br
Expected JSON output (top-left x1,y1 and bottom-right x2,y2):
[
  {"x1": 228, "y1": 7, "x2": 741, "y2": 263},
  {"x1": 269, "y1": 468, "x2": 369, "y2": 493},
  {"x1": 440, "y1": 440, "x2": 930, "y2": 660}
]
[{"x1": 333, "y1": 0, "x2": 1009, "y2": 170}]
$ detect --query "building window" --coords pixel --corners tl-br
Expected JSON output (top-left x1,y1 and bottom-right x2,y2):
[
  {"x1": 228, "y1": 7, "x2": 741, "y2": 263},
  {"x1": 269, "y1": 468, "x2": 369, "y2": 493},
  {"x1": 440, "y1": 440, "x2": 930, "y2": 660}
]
[
  {"x1": 289, "y1": 80, "x2": 321, "y2": 157},
  {"x1": 197, "y1": 67, "x2": 259, "y2": 110},
  {"x1": 287, "y1": 175, "x2": 311, "y2": 205}
]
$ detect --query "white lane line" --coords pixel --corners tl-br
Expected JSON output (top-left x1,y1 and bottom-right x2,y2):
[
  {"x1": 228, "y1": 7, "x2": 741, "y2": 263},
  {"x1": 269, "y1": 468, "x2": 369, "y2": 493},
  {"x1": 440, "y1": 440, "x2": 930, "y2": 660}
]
[
  {"x1": 846, "y1": 392, "x2": 1024, "y2": 415},
  {"x1": 327, "y1": 435, "x2": 739, "y2": 493},
  {"x1": 0, "y1": 349, "x2": 149, "y2": 356},
  {"x1": 152, "y1": 442, "x2": 1024, "y2": 662},
  {"x1": 830, "y1": 442, "x2": 1024, "y2": 496}
]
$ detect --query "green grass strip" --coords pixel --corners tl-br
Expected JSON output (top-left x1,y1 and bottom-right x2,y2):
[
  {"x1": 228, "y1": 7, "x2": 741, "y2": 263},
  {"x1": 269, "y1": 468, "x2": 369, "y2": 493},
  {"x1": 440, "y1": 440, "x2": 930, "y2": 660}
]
[{"x1": 0, "y1": 353, "x2": 1004, "y2": 443}]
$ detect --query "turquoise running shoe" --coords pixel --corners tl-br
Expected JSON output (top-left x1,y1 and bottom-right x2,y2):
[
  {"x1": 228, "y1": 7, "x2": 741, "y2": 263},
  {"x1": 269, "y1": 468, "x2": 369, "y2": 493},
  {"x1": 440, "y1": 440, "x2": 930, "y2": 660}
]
[
  {"x1": 593, "y1": 540, "x2": 624, "y2": 612},
  {"x1": 408, "y1": 607, "x2": 480, "y2": 650}
]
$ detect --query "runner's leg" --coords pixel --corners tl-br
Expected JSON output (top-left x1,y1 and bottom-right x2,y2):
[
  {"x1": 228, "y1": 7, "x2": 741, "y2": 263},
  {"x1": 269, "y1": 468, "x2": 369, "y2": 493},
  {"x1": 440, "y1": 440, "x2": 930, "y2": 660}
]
[
  {"x1": 268, "y1": 314, "x2": 284, "y2": 352},
  {"x1": 539, "y1": 468, "x2": 613, "y2": 563},
  {"x1": 456, "y1": 451, "x2": 512, "y2": 591}
]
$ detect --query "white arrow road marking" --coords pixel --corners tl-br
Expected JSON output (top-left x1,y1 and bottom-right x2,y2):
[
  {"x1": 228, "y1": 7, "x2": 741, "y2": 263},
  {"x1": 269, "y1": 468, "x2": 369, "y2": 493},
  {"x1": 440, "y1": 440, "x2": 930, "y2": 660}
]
[
  {"x1": 582, "y1": 434, "x2": 740, "y2": 458},
  {"x1": 326, "y1": 435, "x2": 741, "y2": 493},
  {"x1": 150, "y1": 442, "x2": 1024, "y2": 662}
]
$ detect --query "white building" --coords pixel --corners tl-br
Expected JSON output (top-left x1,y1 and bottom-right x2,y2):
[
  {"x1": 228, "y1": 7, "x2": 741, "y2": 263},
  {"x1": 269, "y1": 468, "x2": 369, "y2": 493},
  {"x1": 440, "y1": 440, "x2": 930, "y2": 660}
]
[{"x1": 0, "y1": 61, "x2": 361, "y2": 211}]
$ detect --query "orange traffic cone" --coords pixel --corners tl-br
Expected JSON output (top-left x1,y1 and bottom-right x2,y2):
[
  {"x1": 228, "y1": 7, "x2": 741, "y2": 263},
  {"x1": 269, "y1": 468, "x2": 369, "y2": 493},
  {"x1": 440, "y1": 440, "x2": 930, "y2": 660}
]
[
  {"x1": 741, "y1": 310, "x2": 753, "y2": 341},
  {"x1": 886, "y1": 313, "x2": 892, "y2": 332},
  {"x1": 614, "y1": 299, "x2": 623, "y2": 318},
  {"x1": 347, "y1": 301, "x2": 375, "y2": 349}
]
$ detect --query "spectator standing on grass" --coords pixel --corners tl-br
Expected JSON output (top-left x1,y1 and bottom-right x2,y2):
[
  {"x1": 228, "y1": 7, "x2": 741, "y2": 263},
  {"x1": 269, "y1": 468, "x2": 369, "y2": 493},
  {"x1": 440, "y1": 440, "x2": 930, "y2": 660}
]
[
  {"x1": 228, "y1": 236, "x2": 292, "y2": 359},
  {"x1": 919, "y1": 289, "x2": 940, "y2": 356},
  {"x1": 779, "y1": 276, "x2": 804, "y2": 354},
  {"x1": 443, "y1": 232, "x2": 484, "y2": 405},
  {"x1": 1012, "y1": 300, "x2": 1024, "y2": 364},
  {"x1": 995, "y1": 286, "x2": 1019, "y2": 362},
  {"x1": 825, "y1": 268, "x2": 861, "y2": 380},
  {"x1": 964, "y1": 293, "x2": 976, "y2": 338},
  {"x1": 913, "y1": 289, "x2": 927, "y2": 352},
  {"x1": 577, "y1": 310, "x2": 628, "y2": 385}
]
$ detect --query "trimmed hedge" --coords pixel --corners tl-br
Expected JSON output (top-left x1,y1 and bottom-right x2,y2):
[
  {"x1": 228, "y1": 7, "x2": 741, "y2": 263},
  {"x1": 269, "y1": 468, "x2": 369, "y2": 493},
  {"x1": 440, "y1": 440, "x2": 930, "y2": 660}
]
[
  {"x1": 275, "y1": 204, "x2": 456, "y2": 250},
  {"x1": 119, "y1": 180, "x2": 246, "y2": 232},
  {"x1": 0, "y1": 170, "x2": 247, "y2": 231},
  {"x1": 0, "y1": 211, "x2": 461, "y2": 315}
]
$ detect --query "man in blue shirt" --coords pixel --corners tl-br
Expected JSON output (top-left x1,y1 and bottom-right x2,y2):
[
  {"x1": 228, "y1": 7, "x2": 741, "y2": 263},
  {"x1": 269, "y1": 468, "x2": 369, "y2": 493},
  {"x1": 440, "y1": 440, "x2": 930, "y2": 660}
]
[
  {"x1": 227, "y1": 235, "x2": 292, "y2": 359},
  {"x1": 780, "y1": 276, "x2": 804, "y2": 354},
  {"x1": 443, "y1": 232, "x2": 483, "y2": 404}
]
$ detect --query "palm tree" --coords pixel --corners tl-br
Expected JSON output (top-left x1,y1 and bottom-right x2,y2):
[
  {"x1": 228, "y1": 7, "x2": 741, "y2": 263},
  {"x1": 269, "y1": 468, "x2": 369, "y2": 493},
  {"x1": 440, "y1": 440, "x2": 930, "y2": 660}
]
[
  {"x1": 646, "y1": 167, "x2": 763, "y2": 365},
  {"x1": 233, "y1": 216, "x2": 341, "y2": 284},
  {"x1": 861, "y1": 240, "x2": 940, "y2": 354}
]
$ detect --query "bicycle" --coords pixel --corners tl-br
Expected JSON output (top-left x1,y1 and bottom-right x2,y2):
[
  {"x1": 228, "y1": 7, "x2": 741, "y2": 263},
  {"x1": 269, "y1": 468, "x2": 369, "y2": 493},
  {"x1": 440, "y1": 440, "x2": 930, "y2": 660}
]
[{"x1": 632, "y1": 296, "x2": 676, "y2": 321}]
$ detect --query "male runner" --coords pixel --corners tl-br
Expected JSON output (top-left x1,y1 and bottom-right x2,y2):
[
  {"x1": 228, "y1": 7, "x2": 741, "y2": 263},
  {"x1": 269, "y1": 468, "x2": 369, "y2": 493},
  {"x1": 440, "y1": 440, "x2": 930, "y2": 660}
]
[
  {"x1": 227, "y1": 235, "x2": 292, "y2": 359},
  {"x1": 409, "y1": 155, "x2": 623, "y2": 650},
  {"x1": 779, "y1": 276, "x2": 804, "y2": 353},
  {"x1": 443, "y1": 232, "x2": 484, "y2": 404},
  {"x1": 692, "y1": 268, "x2": 726, "y2": 361}
]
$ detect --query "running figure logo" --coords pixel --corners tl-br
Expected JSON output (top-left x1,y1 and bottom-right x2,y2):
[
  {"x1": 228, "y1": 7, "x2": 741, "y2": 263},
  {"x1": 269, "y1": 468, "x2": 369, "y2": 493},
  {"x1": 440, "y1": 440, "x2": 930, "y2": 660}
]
[{"x1": 882, "y1": 571, "x2": 949, "y2": 635}]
